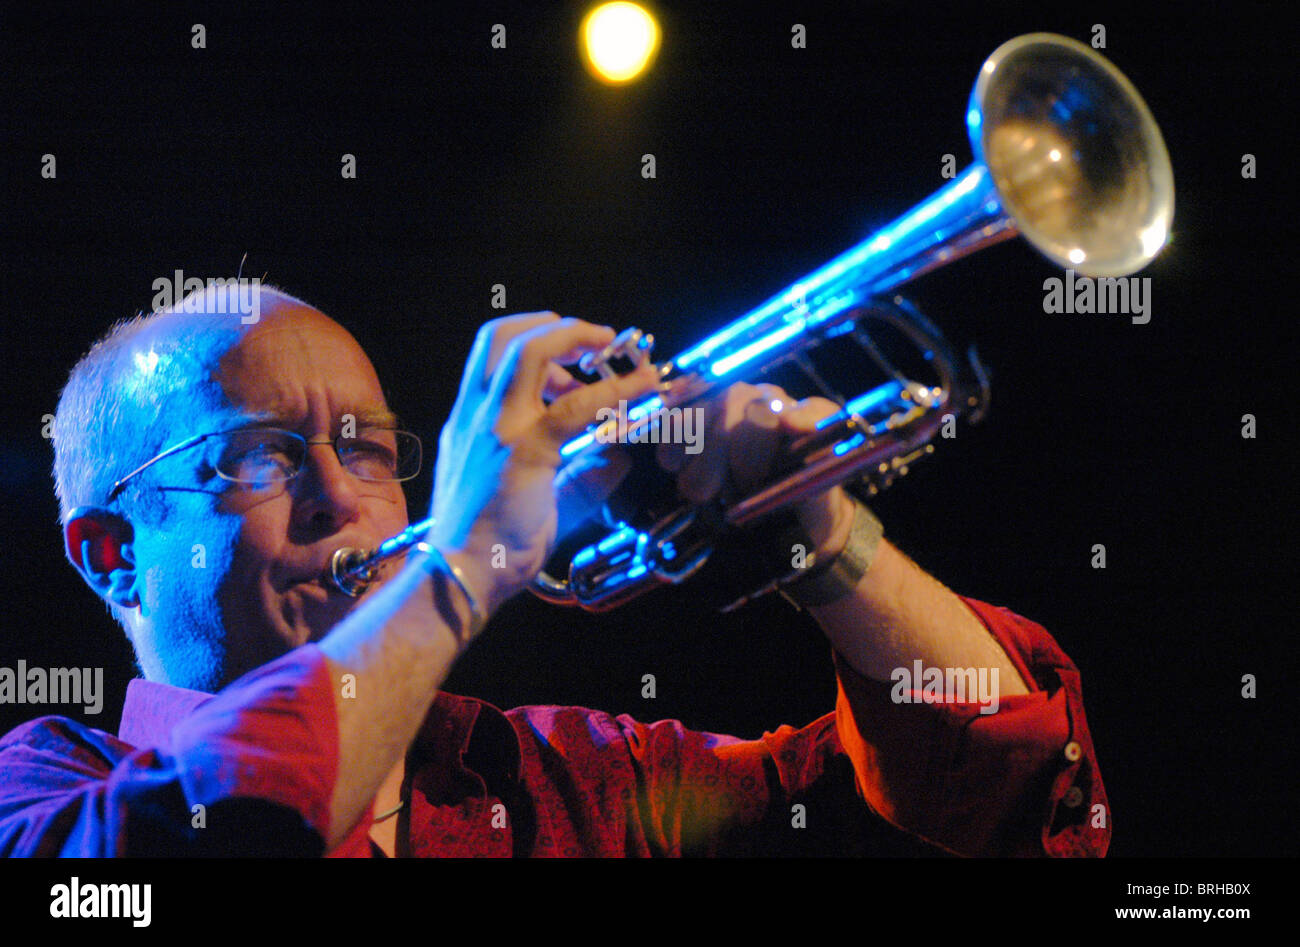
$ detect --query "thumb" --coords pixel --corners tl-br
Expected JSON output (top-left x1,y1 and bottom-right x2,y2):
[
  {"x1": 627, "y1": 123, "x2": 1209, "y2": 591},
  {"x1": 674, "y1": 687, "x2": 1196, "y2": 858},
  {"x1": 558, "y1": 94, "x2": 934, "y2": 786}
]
[{"x1": 555, "y1": 447, "x2": 633, "y2": 537}]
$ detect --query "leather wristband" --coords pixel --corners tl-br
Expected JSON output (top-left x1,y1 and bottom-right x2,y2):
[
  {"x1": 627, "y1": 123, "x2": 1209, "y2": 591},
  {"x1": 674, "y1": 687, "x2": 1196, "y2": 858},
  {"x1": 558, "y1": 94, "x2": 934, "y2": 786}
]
[{"x1": 779, "y1": 500, "x2": 883, "y2": 608}]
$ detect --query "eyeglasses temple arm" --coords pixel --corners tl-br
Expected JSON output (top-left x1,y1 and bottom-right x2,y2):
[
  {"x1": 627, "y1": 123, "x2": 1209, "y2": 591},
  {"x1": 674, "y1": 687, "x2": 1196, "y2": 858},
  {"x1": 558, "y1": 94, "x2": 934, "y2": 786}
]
[{"x1": 106, "y1": 432, "x2": 211, "y2": 503}]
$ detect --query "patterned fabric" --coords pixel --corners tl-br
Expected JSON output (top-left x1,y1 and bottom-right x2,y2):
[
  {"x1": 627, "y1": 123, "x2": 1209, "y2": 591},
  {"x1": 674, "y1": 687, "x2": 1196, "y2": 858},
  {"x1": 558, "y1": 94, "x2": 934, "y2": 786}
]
[{"x1": 0, "y1": 597, "x2": 1109, "y2": 857}]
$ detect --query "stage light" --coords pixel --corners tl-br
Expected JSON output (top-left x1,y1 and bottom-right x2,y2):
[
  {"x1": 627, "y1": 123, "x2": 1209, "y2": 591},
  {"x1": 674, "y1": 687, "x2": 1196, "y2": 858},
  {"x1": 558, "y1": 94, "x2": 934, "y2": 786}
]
[{"x1": 581, "y1": 3, "x2": 659, "y2": 84}]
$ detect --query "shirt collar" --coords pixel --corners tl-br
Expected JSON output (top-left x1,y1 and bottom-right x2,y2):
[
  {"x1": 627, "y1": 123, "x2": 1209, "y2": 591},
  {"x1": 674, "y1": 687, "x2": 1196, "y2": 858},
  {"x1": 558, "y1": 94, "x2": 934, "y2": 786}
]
[{"x1": 119, "y1": 677, "x2": 213, "y2": 753}]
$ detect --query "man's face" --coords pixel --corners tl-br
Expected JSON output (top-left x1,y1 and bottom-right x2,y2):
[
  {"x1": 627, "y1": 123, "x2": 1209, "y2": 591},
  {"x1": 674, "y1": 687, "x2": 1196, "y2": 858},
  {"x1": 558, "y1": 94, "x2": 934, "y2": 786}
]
[{"x1": 127, "y1": 300, "x2": 411, "y2": 690}]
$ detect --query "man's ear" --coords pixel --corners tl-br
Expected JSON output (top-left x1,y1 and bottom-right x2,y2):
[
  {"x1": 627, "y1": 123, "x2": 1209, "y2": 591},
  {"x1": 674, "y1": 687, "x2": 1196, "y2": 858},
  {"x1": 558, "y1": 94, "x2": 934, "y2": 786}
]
[{"x1": 64, "y1": 506, "x2": 140, "y2": 609}]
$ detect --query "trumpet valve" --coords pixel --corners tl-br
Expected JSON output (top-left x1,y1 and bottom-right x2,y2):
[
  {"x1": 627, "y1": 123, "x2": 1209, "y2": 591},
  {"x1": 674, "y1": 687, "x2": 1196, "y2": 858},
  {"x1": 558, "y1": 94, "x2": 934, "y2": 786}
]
[{"x1": 579, "y1": 327, "x2": 655, "y2": 379}]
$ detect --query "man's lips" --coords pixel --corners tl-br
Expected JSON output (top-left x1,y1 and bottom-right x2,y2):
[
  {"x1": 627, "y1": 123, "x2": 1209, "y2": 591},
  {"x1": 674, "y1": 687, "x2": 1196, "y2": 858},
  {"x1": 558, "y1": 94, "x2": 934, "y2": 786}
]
[
  {"x1": 288, "y1": 575, "x2": 341, "y2": 595},
  {"x1": 278, "y1": 558, "x2": 352, "y2": 594},
  {"x1": 276, "y1": 537, "x2": 393, "y2": 595}
]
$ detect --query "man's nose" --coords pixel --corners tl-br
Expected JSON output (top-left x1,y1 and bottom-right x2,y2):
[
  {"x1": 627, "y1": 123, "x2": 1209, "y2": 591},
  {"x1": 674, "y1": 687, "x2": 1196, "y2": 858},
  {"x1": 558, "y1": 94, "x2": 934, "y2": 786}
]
[{"x1": 291, "y1": 440, "x2": 363, "y2": 531}]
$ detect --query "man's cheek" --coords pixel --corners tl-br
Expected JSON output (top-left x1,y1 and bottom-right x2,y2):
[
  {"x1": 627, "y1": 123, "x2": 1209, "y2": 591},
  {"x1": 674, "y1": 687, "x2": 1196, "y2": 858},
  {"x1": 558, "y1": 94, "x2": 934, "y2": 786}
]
[{"x1": 175, "y1": 516, "x2": 248, "y2": 603}]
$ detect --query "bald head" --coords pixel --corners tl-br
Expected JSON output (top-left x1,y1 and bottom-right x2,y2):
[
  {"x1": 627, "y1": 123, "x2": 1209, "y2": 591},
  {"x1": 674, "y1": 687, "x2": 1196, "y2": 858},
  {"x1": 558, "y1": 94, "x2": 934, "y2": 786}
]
[
  {"x1": 215, "y1": 296, "x2": 388, "y2": 423},
  {"x1": 52, "y1": 282, "x2": 349, "y2": 526}
]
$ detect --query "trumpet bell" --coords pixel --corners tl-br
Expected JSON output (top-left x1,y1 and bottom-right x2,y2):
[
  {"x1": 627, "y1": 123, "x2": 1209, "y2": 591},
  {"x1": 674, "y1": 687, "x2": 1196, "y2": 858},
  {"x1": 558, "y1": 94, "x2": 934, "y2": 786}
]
[{"x1": 973, "y1": 33, "x2": 1174, "y2": 277}]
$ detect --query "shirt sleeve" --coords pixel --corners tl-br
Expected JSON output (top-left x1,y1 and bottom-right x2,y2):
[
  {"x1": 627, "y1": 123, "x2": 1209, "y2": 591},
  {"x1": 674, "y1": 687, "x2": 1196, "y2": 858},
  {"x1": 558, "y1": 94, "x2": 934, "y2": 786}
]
[
  {"x1": 0, "y1": 645, "x2": 341, "y2": 857},
  {"x1": 592, "y1": 597, "x2": 1108, "y2": 857},
  {"x1": 830, "y1": 595, "x2": 1111, "y2": 857}
]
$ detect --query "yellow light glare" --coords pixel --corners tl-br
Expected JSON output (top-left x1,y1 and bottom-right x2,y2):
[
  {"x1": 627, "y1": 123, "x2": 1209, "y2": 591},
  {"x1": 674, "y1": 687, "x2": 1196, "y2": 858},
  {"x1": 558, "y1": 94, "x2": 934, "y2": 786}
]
[{"x1": 582, "y1": 3, "x2": 659, "y2": 83}]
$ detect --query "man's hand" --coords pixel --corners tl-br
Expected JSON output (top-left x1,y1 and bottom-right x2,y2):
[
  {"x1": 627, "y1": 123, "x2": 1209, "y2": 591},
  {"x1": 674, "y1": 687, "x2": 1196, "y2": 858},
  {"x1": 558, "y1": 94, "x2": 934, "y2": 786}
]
[
  {"x1": 654, "y1": 381, "x2": 857, "y2": 566},
  {"x1": 652, "y1": 380, "x2": 1029, "y2": 699},
  {"x1": 430, "y1": 313, "x2": 658, "y2": 614}
]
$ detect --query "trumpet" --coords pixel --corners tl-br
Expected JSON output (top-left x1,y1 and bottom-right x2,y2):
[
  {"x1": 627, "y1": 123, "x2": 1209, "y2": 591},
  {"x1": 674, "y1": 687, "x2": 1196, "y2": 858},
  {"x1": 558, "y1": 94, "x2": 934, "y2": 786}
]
[{"x1": 331, "y1": 32, "x2": 1173, "y2": 611}]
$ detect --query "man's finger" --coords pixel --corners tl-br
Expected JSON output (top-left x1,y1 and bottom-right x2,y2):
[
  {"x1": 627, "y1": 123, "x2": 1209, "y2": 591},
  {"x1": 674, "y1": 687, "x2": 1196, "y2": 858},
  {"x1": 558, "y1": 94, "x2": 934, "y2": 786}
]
[
  {"x1": 776, "y1": 396, "x2": 842, "y2": 435},
  {"x1": 542, "y1": 363, "x2": 583, "y2": 403},
  {"x1": 676, "y1": 384, "x2": 780, "y2": 505},
  {"x1": 543, "y1": 362, "x2": 659, "y2": 446},
  {"x1": 495, "y1": 319, "x2": 617, "y2": 412},
  {"x1": 555, "y1": 447, "x2": 633, "y2": 536},
  {"x1": 727, "y1": 393, "x2": 784, "y2": 493},
  {"x1": 466, "y1": 312, "x2": 563, "y2": 389}
]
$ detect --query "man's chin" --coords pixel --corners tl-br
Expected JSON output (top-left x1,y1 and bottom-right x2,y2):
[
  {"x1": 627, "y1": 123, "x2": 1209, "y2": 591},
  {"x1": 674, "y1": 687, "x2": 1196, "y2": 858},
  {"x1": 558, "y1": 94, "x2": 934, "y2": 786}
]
[{"x1": 275, "y1": 581, "x2": 364, "y2": 647}]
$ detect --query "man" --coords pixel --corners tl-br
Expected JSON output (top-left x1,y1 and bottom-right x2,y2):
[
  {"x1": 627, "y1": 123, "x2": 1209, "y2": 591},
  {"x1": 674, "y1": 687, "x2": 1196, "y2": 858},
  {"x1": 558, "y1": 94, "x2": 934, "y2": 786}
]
[{"x1": 0, "y1": 283, "x2": 1107, "y2": 856}]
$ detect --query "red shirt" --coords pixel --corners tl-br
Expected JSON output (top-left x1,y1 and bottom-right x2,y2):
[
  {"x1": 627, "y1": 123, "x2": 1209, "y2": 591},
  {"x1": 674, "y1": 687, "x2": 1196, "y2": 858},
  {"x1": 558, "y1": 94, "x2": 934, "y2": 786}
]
[{"x1": 0, "y1": 596, "x2": 1109, "y2": 857}]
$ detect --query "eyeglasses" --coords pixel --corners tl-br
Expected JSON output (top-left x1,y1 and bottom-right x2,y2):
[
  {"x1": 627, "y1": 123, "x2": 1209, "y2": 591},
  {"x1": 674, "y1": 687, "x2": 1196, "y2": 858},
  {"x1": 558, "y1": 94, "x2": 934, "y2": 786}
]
[{"x1": 106, "y1": 426, "x2": 423, "y2": 503}]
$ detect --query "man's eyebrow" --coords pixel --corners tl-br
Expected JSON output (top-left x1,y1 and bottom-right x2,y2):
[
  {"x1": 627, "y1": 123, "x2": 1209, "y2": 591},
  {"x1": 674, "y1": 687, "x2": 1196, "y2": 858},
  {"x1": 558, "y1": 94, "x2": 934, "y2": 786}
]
[
  {"x1": 351, "y1": 408, "x2": 400, "y2": 428},
  {"x1": 219, "y1": 407, "x2": 401, "y2": 430},
  {"x1": 216, "y1": 410, "x2": 287, "y2": 429}
]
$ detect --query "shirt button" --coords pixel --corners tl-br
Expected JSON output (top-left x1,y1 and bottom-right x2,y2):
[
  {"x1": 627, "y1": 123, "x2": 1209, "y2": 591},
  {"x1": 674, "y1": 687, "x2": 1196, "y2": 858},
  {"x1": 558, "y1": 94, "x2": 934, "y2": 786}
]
[
  {"x1": 1063, "y1": 786, "x2": 1084, "y2": 808},
  {"x1": 1063, "y1": 740, "x2": 1082, "y2": 762}
]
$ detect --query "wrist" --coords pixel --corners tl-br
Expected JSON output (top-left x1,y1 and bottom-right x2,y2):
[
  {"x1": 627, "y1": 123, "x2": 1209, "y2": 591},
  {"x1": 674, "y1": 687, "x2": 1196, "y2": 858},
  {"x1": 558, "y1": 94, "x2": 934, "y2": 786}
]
[
  {"x1": 425, "y1": 527, "x2": 522, "y2": 616},
  {"x1": 806, "y1": 488, "x2": 857, "y2": 563},
  {"x1": 411, "y1": 543, "x2": 493, "y2": 642},
  {"x1": 782, "y1": 497, "x2": 884, "y2": 608}
]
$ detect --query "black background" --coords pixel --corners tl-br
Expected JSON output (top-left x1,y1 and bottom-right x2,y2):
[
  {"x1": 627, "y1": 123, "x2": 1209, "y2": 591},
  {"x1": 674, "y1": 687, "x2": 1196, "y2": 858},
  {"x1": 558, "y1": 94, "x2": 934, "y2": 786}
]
[{"x1": 0, "y1": 0, "x2": 1292, "y2": 858}]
